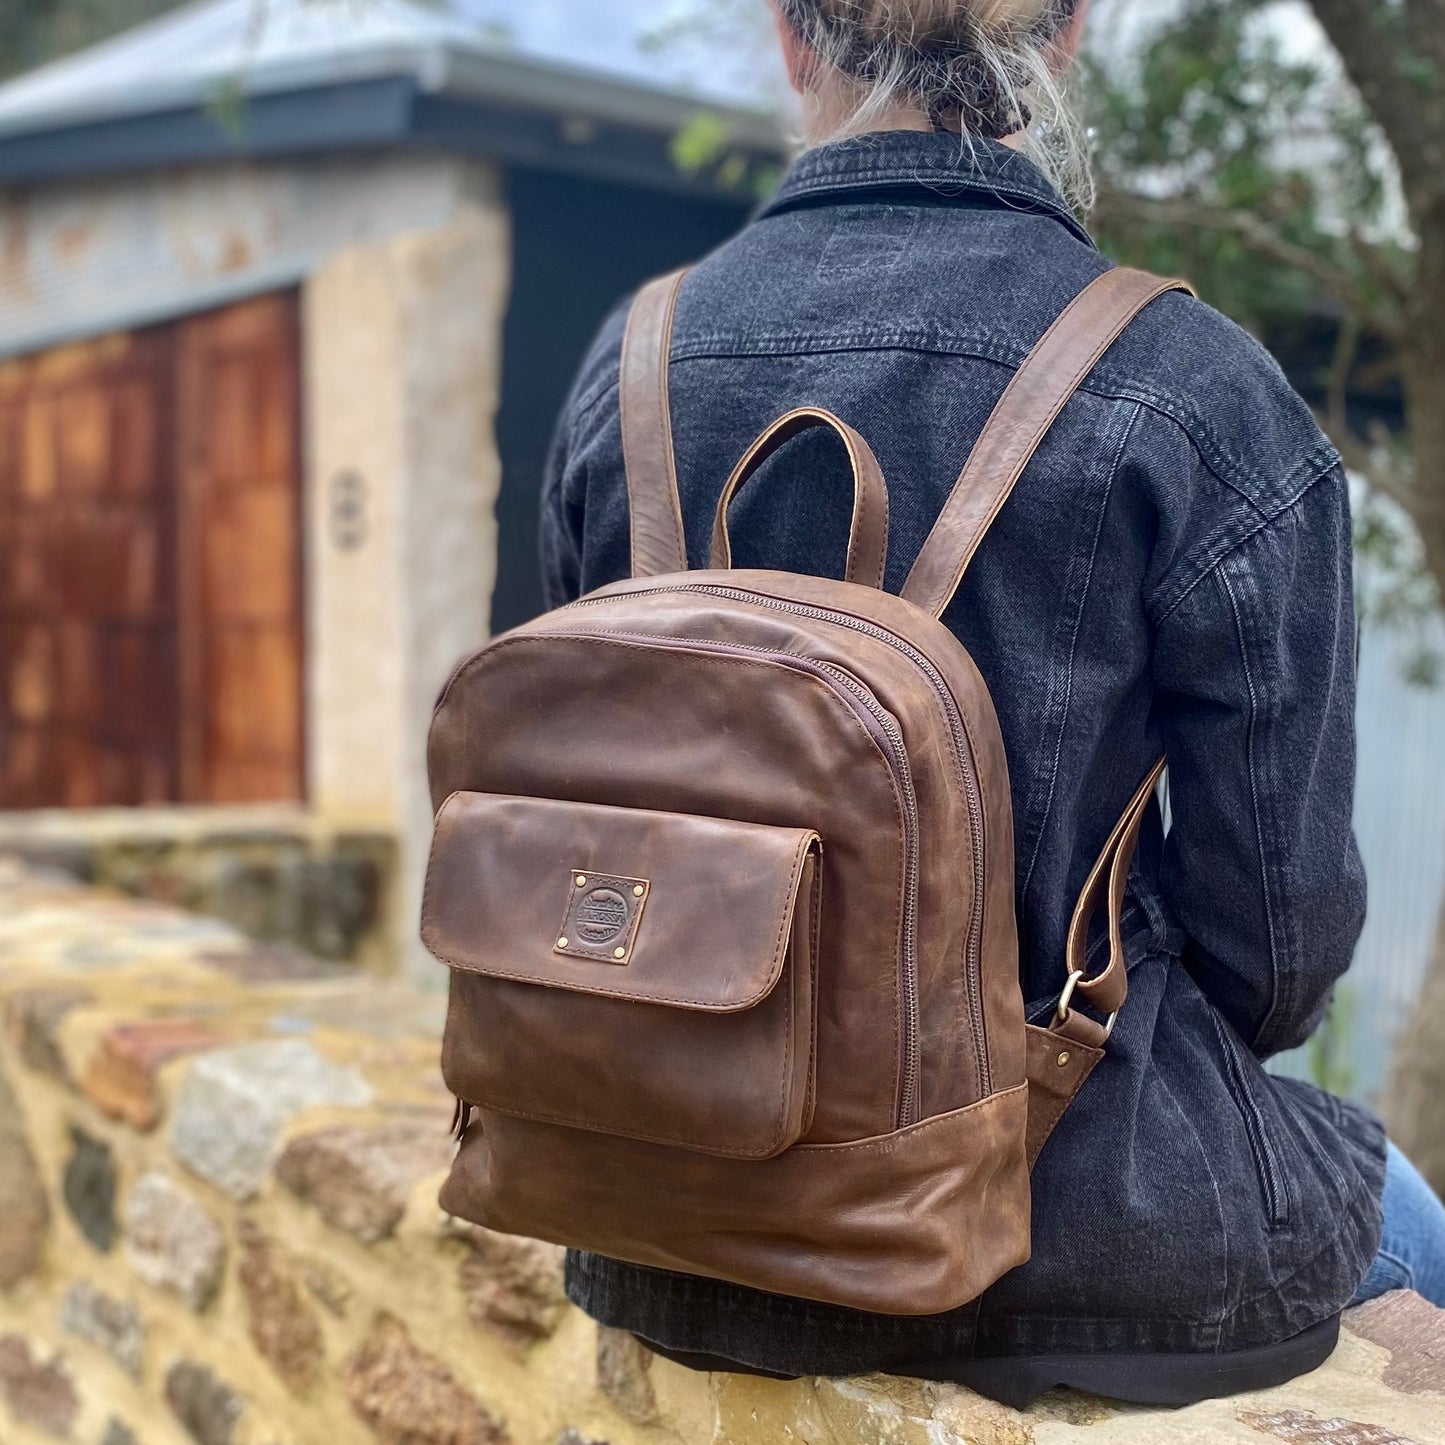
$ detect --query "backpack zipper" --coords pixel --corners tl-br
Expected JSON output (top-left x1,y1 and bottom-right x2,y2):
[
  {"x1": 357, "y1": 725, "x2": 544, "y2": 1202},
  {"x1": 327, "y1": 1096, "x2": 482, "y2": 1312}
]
[
  {"x1": 538, "y1": 627, "x2": 925, "y2": 1130},
  {"x1": 567, "y1": 583, "x2": 991, "y2": 1104}
]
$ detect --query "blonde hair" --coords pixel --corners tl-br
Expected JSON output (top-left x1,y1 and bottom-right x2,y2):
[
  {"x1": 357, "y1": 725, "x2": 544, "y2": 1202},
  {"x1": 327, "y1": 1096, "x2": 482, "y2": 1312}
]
[{"x1": 777, "y1": 0, "x2": 1093, "y2": 213}]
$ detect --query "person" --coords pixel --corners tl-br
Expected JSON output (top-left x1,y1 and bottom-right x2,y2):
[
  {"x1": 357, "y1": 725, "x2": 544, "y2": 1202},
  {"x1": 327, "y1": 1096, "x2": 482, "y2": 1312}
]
[{"x1": 538, "y1": 0, "x2": 1445, "y2": 1404}]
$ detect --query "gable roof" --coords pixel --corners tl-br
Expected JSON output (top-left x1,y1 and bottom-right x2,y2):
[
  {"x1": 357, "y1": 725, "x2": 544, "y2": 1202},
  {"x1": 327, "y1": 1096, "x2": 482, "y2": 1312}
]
[{"x1": 0, "y1": 0, "x2": 785, "y2": 194}]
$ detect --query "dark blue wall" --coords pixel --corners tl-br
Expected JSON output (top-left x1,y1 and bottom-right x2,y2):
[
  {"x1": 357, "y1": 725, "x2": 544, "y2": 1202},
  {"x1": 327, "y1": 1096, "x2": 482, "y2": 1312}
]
[{"x1": 491, "y1": 166, "x2": 750, "y2": 632}]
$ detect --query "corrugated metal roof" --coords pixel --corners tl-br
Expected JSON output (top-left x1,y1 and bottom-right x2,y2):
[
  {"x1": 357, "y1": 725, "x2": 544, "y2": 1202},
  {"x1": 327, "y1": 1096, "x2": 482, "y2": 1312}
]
[{"x1": 0, "y1": 0, "x2": 784, "y2": 142}]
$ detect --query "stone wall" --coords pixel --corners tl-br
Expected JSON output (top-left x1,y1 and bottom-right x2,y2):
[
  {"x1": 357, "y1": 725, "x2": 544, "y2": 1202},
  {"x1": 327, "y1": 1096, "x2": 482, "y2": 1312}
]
[
  {"x1": 0, "y1": 809, "x2": 395, "y2": 970},
  {"x1": 1, "y1": 858, "x2": 1441, "y2": 1445}
]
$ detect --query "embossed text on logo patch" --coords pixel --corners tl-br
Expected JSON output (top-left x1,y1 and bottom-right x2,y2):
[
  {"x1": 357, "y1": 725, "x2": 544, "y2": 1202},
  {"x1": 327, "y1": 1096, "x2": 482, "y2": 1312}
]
[{"x1": 555, "y1": 871, "x2": 649, "y2": 964}]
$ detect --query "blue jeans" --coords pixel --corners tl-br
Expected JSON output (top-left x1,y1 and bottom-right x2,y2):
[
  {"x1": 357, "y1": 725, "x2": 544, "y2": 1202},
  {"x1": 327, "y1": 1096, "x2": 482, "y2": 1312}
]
[{"x1": 1351, "y1": 1142, "x2": 1445, "y2": 1308}]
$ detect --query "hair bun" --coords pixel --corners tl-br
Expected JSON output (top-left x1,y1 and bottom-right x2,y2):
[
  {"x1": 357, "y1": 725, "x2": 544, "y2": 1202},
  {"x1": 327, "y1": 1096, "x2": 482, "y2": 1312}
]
[{"x1": 778, "y1": 0, "x2": 1077, "y2": 139}]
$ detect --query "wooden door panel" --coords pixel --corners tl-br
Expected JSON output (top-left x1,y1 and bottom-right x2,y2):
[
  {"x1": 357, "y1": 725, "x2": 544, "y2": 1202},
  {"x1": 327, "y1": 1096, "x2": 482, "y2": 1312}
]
[
  {"x1": 0, "y1": 328, "x2": 179, "y2": 807},
  {"x1": 53, "y1": 621, "x2": 99, "y2": 730},
  {"x1": 0, "y1": 402, "x2": 21, "y2": 494},
  {"x1": 176, "y1": 292, "x2": 304, "y2": 805},
  {"x1": 0, "y1": 291, "x2": 303, "y2": 809},
  {"x1": 202, "y1": 487, "x2": 298, "y2": 620},
  {"x1": 54, "y1": 387, "x2": 113, "y2": 495},
  {"x1": 210, "y1": 628, "x2": 302, "y2": 748}
]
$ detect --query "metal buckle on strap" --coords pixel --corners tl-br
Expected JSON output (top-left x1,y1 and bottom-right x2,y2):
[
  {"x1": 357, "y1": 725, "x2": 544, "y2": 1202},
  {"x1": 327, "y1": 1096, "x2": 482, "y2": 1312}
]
[{"x1": 1055, "y1": 969, "x2": 1118, "y2": 1041}]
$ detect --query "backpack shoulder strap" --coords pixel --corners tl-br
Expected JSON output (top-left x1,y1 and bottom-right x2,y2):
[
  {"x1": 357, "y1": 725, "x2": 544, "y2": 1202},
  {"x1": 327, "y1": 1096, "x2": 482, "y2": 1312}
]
[
  {"x1": 900, "y1": 268, "x2": 1193, "y2": 620},
  {"x1": 620, "y1": 268, "x2": 690, "y2": 578}
]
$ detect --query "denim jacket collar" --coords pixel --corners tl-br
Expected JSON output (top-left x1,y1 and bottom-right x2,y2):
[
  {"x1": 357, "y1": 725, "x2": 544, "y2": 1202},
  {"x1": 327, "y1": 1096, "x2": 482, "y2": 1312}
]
[{"x1": 757, "y1": 130, "x2": 1095, "y2": 248}]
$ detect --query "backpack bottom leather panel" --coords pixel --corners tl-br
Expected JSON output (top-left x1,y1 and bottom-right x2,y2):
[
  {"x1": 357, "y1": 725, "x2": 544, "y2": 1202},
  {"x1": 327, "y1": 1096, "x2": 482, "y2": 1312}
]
[{"x1": 438, "y1": 1082, "x2": 1031, "y2": 1316}]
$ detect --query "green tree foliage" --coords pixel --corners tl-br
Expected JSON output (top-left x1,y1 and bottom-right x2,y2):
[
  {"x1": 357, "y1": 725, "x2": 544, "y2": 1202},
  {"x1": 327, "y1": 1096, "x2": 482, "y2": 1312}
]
[
  {"x1": 1085, "y1": 2, "x2": 1399, "y2": 327},
  {"x1": 0, "y1": 0, "x2": 182, "y2": 78}
]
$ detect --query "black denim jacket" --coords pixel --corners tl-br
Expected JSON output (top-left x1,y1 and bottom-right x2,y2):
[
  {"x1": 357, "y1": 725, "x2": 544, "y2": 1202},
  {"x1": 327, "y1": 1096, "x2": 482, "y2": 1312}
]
[{"x1": 539, "y1": 132, "x2": 1385, "y2": 1373}]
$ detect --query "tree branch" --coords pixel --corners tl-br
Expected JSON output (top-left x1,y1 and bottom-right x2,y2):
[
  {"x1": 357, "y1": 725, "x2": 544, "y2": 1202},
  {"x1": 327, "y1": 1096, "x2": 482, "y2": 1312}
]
[
  {"x1": 1093, "y1": 184, "x2": 1403, "y2": 338},
  {"x1": 1325, "y1": 308, "x2": 1362, "y2": 443},
  {"x1": 1346, "y1": 231, "x2": 1411, "y2": 311}
]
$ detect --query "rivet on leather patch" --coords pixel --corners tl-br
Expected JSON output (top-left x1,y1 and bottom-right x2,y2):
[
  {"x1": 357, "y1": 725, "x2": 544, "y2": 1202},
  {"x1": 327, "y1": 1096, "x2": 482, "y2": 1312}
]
[{"x1": 555, "y1": 873, "x2": 649, "y2": 964}]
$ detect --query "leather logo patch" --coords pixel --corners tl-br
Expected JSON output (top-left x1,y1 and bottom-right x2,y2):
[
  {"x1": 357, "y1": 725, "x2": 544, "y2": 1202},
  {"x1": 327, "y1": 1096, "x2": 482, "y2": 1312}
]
[{"x1": 555, "y1": 872, "x2": 649, "y2": 964}]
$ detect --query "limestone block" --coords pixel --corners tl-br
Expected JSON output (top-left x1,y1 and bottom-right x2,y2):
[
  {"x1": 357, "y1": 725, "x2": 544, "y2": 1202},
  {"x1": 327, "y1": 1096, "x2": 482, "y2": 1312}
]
[
  {"x1": 203, "y1": 945, "x2": 348, "y2": 985},
  {"x1": 297, "y1": 1255, "x2": 353, "y2": 1318},
  {"x1": 345, "y1": 1314, "x2": 510, "y2": 1445},
  {"x1": 454, "y1": 1226, "x2": 567, "y2": 1349},
  {"x1": 169, "y1": 1039, "x2": 371, "y2": 1200},
  {"x1": 82, "y1": 1017, "x2": 227, "y2": 1130},
  {"x1": 0, "y1": 1061, "x2": 50, "y2": 1288},
  {"x1": 714, "y1": 1372, "x2": 1032, "y2": 1445},
  {"x1": 61, "y1": 1125, "x2": 116, "y2": 1253},
  {"x1": 274, "y1": 1122, "x2": 451, "y2": 1241},
  {"x1": 1347, "y1": 1290, "x2": 1445, "y2": 1396},
  {"x1": 596, "y1": 1329, "x2": 658, "y2": 1427},
  {"x1": 1237, "y1": 1409, "x2": 1414, "y2": 1442},
  {"x1": 101, "y1": 1419, "x2": 139, "y2": 1445},
  {"x1": 237, "y1": 1223, "x2": 324, "y2": 1394},
  {"x1": 124, "y1": 1170, "x2": 226, "y2": 1311},
  {"x1": 3, "y1": 987, "x2": 90, "y2": 1080},
  {"x1": 58, "y1": 1281, "x2": 146, "y2": 1381},
  {"x1": 0, "y1": 1334, "x2": 80, "y2": 1439},
  {"x1": 165, "y1": 1360, "x2": 245, "y2": 1445}
]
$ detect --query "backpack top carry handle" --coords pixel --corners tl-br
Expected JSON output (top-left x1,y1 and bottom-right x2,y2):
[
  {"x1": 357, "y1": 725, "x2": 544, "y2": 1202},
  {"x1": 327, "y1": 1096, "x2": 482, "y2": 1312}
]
[{"x1": 712, "y1": 407, "x2": 890, "y2": 590}]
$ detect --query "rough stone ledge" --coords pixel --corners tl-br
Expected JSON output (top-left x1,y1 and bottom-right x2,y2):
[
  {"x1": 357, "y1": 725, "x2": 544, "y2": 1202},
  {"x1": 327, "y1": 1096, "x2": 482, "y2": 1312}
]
[
  {"x1": 0, "y1": 808, "x2": 395, "y2": 966},
  {"x1": 0, "y1": 856, "x2": 1440, "y2": 1445}
]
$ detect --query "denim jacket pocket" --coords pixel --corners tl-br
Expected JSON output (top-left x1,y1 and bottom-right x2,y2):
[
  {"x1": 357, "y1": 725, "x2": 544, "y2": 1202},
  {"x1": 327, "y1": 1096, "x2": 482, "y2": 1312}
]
[{"x1": 1210, "y1": 1009, "x2": 1291, "y2": 1228}]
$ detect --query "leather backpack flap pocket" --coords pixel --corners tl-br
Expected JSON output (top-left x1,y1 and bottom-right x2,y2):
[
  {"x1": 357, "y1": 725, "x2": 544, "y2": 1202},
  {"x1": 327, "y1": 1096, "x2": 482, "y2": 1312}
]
[{"x1": 423, "y1": 792, "x2": 821, "y2": 1160}]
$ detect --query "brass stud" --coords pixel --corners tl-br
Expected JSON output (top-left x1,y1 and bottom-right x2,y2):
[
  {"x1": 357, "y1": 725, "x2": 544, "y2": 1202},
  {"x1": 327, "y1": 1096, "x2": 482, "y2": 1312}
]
[
  {"x1": 1057, "y1": 1051, "x2": 1071, "y2": 1068},
  {"x1": 614, "y1": 947, "x2": 626, "y2": 960},
  {"x1": 575, "y1": 875, "x2": 587, "y2": 887},
  {"x1": 557, "y1": 937, "x2": 569, "y2": 949},
  {"x1": 633, "y1": 884, "x2": 645, "y2": 897}
]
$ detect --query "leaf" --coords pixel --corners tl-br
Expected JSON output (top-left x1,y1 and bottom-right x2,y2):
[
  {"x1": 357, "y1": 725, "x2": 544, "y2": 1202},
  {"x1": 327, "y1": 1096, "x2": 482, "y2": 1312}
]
[
  {"x1": 670, "y1": 112, "x2": 734, "y2": 175},
  {"x1": 206, "y1": 74, "x2": 248, "y2": 142}
]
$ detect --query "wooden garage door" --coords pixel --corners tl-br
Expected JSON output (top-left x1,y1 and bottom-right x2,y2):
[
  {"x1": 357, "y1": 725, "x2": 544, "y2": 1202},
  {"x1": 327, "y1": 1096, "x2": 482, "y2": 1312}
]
[{"x1": 0, "y1": 293, "x2": 304, "y2": 808}]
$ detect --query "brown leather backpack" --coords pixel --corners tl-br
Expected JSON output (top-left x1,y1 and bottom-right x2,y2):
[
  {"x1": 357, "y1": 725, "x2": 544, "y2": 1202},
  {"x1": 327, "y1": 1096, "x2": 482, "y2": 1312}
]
[{"x1": 423, "y1": 267, "x2": 1186, "y2": 1316}]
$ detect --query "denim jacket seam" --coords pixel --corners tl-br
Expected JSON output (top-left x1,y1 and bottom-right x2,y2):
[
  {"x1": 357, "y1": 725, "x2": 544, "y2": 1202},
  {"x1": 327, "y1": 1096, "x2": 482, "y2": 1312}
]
[
  {"x1": 564, "y1": 329, "x2": 1025, "y2": 425},
  {"x1": 1094, "y1": 387, "x2": 1340, "y2": 513},
  {"x1": 765, "y1": 183, "x2": 1090, "y2": 244},
  {"x1": 1018, "y1": 399, "x2": 1146, "y2": 908},
  {"x1": 771, "y1": 170, "x2": 1049, "y2": 202},
  {"x1": 1158, "y1": 986, "x2": 1230, "y2": 1337},
  {"x1": 569, "y1": 372, "x2": 626, "y2": 429},
  {"x1": 1149, "y1": 476, "x2": 1326, "y2": 629},
  {"x1": 667, "y1": 328, "x2": 1026, "y2": 369},
  {"x1": 1217, "y1": 558, "x2": 1292, "y2": 1058},
  {"x1": 576, "y1": 331, "x2": 1336, "y2": 516},
  {"x1": 774, "y1": 160, "x2": 1045, "y2": 187}
]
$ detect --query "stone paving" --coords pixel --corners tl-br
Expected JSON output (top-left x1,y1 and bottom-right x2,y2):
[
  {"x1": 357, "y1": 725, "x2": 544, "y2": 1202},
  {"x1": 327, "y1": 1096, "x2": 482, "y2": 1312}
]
[{"x1": 0, "y1": 855, "x2": 1440, "y2": 1445}]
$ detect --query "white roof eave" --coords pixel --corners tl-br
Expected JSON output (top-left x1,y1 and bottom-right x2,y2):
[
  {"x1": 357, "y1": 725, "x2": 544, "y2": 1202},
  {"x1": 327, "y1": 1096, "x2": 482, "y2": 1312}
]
[{"x1": 0, "y1": 0, "x2": 784, "y2": 150}]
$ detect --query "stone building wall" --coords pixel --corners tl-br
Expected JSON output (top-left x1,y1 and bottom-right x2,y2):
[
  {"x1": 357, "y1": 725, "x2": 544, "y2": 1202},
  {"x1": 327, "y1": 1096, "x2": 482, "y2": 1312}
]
[
  {"x1": 0, "y1": 859, "x2": 1441, "y2": 1445},
  {"x1": 0, "y1": 152, "x2": 511, "y2": 983}
]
